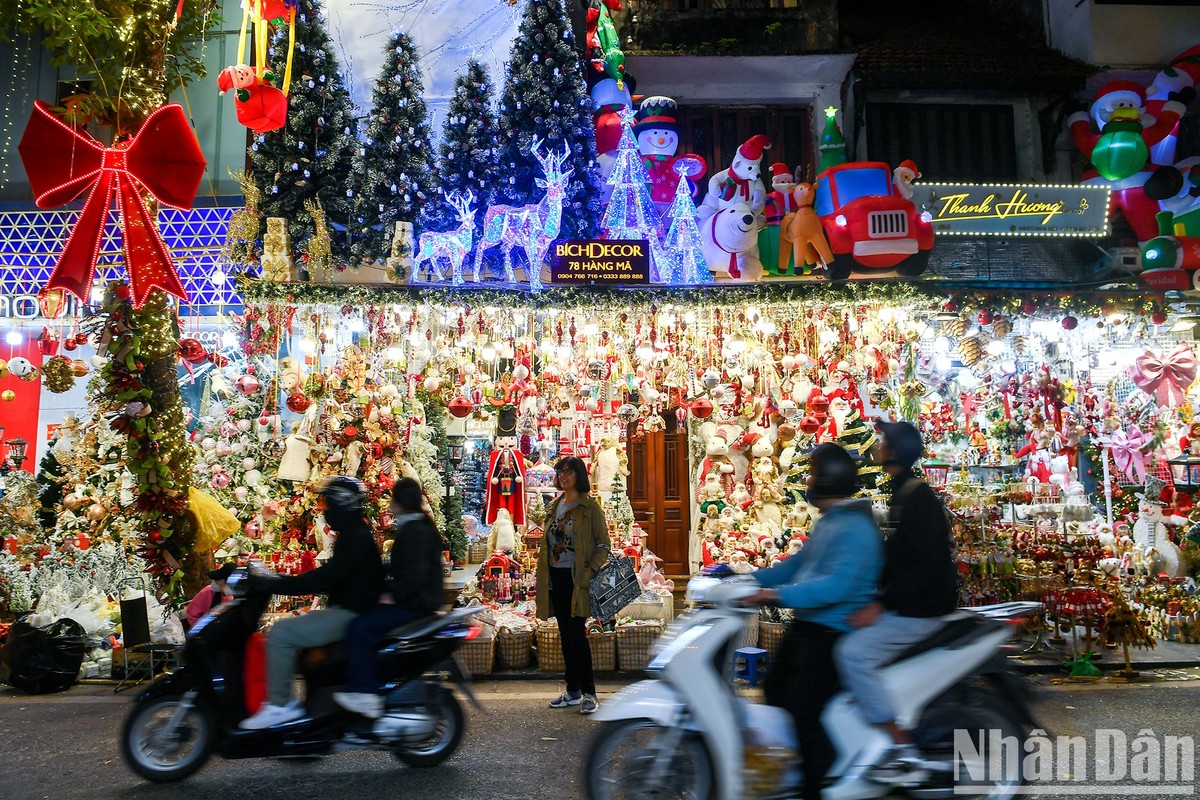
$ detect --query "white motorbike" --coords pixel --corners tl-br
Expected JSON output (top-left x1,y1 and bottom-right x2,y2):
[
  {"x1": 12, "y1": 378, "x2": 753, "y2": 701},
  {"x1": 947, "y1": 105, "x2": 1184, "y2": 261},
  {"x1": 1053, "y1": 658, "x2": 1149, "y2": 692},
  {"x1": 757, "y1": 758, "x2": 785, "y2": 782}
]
[{"x1": 586, "y1": 568, "x2": 1042, "y2": 800}]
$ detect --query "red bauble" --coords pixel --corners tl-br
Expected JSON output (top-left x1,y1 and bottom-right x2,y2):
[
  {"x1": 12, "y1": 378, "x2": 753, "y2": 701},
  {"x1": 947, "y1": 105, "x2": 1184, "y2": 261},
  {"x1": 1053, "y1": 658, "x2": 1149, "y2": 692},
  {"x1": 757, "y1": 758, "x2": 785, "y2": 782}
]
[
  {"x1": 285, "y1": 392, "x2": 311, "y2": 413},
  {"x1": 75, "y1": 332, "x2": 89, "y2": 345},
  {"x1": 799, "y1": 415, "x2": 821, "y2": 435},
  {"x1": 691, "y1": 397, "x2": 714, "y2": 418},
  {"x1": 114, "y1": 284, "x2": 131, "y2": 301},
  {"x1": 147, "y1": 530, "x2": 164, "y2": 545},
  {"x1": 808, "y1": 393, "x2": 830, "y2": 416},
  {"x1": 178, "y1": 337, "x2": 208, "y2": 365},
  {"x1": 944, "y1": 300, "x2": 959, "y2": 313},
  {"x1": 978, "y1": 310, "x2": 994, "y2": 325},
  {"x1": 63, "y1": 338, "x2": 77, "y2": 352},
  {"x1": 1020, "y1": 300, "x2": 1037, "y2": 315},
  {"x1": 1061, "y1": 316, "x2": 1078, "y2": 330},
  {"x1": 1151, "y1": 310, "x2": 1168, "y2": 325},
  {"x1": 448, "y1": 396, "x2": 472, "y2": 418}
]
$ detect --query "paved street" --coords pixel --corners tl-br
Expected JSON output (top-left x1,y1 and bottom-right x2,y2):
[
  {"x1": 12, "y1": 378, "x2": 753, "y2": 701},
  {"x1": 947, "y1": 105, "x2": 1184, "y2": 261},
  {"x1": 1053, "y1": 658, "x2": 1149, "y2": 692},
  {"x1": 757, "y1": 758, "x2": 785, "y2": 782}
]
[{"x1": 2, "y1": 676, "x2": 1200, "y2": 799}]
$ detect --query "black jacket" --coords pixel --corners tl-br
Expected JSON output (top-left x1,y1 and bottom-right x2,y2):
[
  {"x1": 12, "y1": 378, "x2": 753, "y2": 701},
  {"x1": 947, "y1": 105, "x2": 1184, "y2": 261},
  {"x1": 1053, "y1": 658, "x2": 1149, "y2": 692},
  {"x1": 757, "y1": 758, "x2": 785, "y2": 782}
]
[
  {"x1": 387, "y1": 514, "x2": 446, "y2": 614},
  {"x1": 879, "y1": 473, "x2": 958, "y2": 617},
  {"x1": 266, "y1": 522, "x2": 385, "y2": 614}
]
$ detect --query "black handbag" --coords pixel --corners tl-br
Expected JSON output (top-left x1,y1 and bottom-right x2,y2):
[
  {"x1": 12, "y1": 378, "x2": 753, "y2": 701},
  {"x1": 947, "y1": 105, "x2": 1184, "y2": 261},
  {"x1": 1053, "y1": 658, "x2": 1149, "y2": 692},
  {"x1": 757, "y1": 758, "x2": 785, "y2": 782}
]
[{"x1": 589, "y1": 556, "x2": 642, "y2": 622}]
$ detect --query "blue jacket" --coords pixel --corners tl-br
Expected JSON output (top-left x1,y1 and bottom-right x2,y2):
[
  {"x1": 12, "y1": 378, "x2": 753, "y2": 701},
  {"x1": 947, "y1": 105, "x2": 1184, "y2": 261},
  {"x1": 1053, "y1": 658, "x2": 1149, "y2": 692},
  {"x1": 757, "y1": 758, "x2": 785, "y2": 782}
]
[{"x1": 753, "y1": 498, "x2": 883, "y2": 632}]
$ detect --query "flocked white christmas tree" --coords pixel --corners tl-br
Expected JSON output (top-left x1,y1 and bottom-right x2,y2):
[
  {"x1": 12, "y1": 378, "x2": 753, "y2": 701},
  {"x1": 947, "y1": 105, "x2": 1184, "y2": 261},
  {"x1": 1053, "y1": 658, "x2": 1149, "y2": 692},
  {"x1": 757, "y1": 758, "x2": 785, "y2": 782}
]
[{"x1": 662, "y1": 159, "x2": 713, "y2": 285}]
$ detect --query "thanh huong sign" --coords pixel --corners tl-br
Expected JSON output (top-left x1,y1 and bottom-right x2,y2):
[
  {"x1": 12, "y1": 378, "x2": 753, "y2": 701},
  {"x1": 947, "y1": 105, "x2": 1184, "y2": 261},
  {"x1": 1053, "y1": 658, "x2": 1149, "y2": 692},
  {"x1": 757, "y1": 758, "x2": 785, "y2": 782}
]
[{"x1": 913, "y1": 183, "x2": 1111, "y2": 237}]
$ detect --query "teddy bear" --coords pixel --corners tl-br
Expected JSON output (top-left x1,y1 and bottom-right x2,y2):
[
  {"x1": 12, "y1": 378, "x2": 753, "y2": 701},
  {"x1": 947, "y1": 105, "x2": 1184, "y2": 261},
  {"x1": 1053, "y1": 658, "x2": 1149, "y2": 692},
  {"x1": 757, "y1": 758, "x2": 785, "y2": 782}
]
[
  {"x1": 696, "y1": 427, "x2": 737, "y2": 500},
  {"x1": 590, "y1": 436, "x2": 629, "y2": 496},
  {"x1": 1047, "y1": 454, "x2": 1075, "y2": 493},
  {"x1": 749, "y1": 433, "x2": 779, "y2": 494},
  {"x1": 699, "y1": 196, "x2": 766, "y2": 281},
  {"x1": 699, "y1": 134, "x2": 772, "y2": 221},
  {"x1": 277, "y1": 356, "x2": 304, "y2": 392}
]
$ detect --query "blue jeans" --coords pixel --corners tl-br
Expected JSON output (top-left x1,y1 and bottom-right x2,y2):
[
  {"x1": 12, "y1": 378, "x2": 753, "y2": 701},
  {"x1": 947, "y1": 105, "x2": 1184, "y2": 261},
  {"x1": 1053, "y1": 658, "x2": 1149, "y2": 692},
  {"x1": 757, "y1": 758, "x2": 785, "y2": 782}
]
[
  {"x1": 343, "y1": 605, "x2": 427, "y2": 694},
  {"x1": 834, "y1": 611, "x2": 946, "y2": 725}
]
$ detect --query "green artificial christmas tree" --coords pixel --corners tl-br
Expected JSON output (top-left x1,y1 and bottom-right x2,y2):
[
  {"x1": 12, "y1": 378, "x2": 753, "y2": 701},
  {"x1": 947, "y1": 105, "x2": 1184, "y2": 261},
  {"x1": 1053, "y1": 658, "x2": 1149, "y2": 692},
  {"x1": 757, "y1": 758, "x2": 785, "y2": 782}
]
[
  {"x1": 426, "y1": 59, "x2": 499, "y2": 234},
  {"x1": 350, "y1": 29, "x2": 437, "y2": 264},
  {"x1": 249, "y1": 0, "x2": 357, "y2": 263},
  {"x1": 835, "y1": 407, "x2": 884, "y2": 493},
  {"x1": 495, "y1": 0, "x2": 603, "y2": 241},
  {"x1": 817, "y1": 106, "x2": 848, "y2": 174}
]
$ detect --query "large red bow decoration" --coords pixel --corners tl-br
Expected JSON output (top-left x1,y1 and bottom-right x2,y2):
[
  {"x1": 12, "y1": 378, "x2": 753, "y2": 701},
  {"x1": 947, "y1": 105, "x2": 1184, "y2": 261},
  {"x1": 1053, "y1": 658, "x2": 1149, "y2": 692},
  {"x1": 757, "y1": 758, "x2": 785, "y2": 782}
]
[
  {"x1": 18, "y1": 101, "x2": 207, "y2": 308},
  {"x1": 1128, "y1": 342, "x2": 1199, "y2": 408}
]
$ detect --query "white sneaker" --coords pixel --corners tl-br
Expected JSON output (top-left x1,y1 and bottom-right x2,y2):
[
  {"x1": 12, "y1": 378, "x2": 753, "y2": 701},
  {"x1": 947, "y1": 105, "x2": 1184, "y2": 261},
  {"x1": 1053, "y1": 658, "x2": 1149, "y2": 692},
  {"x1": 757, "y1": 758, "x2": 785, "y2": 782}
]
[
  {"x1": 333, "y1": 691, "x2": 384, "y2": 719},
  {"x1": 239, "y1": 702, "x2": 305, "y2": 730}
]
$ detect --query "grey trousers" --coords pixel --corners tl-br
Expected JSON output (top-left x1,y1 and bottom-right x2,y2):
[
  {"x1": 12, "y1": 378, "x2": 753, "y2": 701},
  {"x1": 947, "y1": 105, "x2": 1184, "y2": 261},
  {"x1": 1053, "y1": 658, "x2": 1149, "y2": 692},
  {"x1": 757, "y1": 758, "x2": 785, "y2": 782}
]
[
  {"x1": 265, "y1": 607, "x2": 358, "y2": 707},
  {"x1": 834, "y1": 611, "x2": 946, "y2": 726}
]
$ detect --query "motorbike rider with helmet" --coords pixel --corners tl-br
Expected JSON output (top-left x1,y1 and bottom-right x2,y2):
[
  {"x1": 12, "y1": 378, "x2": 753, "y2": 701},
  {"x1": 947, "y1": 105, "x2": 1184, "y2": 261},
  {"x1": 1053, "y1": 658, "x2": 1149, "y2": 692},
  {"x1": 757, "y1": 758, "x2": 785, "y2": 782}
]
[
  {"x1": 835, "y1": 420, "x2": 959, "y2": 784},
  {"x1": 240, "y1": 476, "x2": 386, "y2": 730},
  {"x1": 743, "y1": 443, "x2": 884, "y2": 800}
]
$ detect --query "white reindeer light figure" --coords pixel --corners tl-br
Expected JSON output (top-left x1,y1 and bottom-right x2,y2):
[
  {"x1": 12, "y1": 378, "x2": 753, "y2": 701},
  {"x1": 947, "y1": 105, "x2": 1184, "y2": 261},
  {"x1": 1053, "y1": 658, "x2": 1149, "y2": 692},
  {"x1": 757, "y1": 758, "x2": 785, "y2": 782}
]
[
  {"x1": 412, "y1": 190, "x2": 477, "y2": 285},
  {"x1": 472, "y1": 138, "x2": 573, "y2": 290}
]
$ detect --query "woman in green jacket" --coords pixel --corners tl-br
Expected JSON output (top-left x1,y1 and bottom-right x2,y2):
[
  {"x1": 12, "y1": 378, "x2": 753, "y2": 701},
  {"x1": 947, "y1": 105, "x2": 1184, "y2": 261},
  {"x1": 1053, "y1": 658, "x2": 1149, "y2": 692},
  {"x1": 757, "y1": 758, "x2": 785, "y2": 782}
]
[{"x1": 536, "y1": 456, "x2": 611, "y2": 715}]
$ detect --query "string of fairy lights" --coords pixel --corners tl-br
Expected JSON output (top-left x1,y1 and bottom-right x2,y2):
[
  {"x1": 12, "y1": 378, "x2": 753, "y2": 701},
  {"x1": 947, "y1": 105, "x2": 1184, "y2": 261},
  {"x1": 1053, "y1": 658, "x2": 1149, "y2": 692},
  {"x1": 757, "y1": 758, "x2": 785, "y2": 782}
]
[{"x1": 0, "y1": 4, "x2": 33, "y2": 188}]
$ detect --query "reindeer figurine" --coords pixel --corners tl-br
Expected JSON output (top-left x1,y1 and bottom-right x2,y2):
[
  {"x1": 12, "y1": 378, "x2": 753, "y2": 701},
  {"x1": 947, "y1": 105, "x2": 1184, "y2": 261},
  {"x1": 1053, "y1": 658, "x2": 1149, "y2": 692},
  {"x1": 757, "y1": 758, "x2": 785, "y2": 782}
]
[
  {"x1": 412, "y1": 189, "x2": 476, "y2": 285},
  {"x1": 472, "y1": 137, "x2": 573, "y2": 290}
]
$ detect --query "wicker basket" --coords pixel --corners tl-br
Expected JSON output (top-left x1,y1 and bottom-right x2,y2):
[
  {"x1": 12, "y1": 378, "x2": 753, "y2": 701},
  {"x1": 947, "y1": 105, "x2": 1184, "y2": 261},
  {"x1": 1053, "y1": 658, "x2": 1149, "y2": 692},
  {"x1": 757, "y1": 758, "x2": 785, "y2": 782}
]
[
  {"x1": 467, "y1": 541, "x2": 489, "y2": 563},
  {"x1": 616, "y1": 622, "x2": 663, "y2": 672},
  {"x1": 588, "y1": 630, "x2": 617, "y2": 672},
  {"x1": 496, "y1": 629, "x2": 534, "y2": 670},
  {"x1": 458, "y1": 634, "x2": 495, "y2": 677},
  {"x1": 536, "y1": 626, "x2": 565, "y2": 672},
  {"x1": 735, "y1": 615, "x2": 760, "y2": 651},
  {"x1": 758, "y1": 621, "x2": 786, "y2": 659}
]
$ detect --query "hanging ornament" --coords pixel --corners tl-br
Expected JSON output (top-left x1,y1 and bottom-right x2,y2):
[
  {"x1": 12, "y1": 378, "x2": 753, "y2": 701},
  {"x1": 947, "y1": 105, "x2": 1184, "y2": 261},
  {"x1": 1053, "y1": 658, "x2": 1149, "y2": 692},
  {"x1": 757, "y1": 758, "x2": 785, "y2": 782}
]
[
  {"x1": 448, "y1": 396, "x2": 472, "y2": 418},
  {"x1": 18, "y1": 101, "x2": 206, "y2": 307},
  {"x1": 691, "y1": 397, "x2": 714, "y2": 418}
]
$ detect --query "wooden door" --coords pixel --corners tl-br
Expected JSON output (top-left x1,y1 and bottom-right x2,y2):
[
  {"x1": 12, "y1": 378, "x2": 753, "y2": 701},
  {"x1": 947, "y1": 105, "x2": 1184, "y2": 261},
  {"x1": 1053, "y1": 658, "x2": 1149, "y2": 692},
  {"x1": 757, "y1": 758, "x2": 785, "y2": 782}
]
[{"x1": 628, "y1": 418, "x2": 691, "y2": 576}]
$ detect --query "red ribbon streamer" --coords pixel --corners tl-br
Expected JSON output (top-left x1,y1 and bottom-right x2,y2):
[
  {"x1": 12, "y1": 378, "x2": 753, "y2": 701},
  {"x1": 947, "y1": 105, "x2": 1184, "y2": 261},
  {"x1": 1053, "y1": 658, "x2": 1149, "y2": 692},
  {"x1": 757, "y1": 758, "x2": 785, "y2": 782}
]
[{"x1": 18, "y1": 101, "x2": 207, "y2": 308}]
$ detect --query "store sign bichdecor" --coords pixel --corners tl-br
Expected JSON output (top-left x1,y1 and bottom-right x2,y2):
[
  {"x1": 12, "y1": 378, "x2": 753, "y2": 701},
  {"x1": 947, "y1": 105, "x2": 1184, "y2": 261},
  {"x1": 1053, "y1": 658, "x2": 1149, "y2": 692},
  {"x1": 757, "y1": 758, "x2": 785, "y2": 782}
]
[
  {"x1": 550, "y1": 239, "x2": 651, "y2": 284},
  {"x1": 913, "y1": 183, "x2": 1111, "y2": 237}
]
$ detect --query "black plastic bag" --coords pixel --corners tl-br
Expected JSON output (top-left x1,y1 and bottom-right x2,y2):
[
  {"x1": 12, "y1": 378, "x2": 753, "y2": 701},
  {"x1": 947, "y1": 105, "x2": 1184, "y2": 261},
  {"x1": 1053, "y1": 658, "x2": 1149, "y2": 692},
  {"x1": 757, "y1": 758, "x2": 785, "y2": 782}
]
[{"x1": 0, "y1": 618, "x2": 87, "y2": 694}]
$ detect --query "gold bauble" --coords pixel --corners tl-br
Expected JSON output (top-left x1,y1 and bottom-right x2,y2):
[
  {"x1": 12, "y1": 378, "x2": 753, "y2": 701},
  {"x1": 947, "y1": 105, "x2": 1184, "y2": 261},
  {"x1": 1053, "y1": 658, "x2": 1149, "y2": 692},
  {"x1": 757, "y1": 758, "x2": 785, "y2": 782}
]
[
  {"x1": 0, "y1": 358, "x2": 7, "y2": 379},
  {"x1": 71, "y1": 359, "x2": 90, "y2": 377},
  {"x1": 1, "y1": 390, "x2": 14, "y2": 402},
  {"x1": 86, "y1": 503, "x2": 109, "y2": 522}
]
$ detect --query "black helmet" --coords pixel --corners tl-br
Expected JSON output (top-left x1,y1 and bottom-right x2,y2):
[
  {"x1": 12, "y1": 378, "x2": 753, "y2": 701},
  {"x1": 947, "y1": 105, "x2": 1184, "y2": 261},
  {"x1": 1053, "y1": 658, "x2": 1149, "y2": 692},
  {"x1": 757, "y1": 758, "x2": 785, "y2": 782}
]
[
  {"x1": 318, "y1": 476, "x2": 367, "y2": 519},
  {"x1": 878, "y1": 421, "x2": 924, "y2": 470},
  {"x1": 807, "y1": 443, "x2": 859, "y2": 500}
]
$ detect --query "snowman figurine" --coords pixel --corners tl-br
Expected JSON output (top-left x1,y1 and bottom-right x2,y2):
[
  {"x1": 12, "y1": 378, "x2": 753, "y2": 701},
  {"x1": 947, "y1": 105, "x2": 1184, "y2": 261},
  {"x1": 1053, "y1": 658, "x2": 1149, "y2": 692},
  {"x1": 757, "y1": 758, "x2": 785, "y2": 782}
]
[{"x1": 634, "y1": 96, "x2": 705, "y2": 214}]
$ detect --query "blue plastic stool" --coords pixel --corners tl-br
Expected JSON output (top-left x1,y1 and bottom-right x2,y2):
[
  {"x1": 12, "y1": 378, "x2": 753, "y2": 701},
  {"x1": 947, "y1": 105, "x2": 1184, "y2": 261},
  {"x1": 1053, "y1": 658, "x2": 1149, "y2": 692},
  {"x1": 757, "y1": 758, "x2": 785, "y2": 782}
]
[{"x1": 735, "y1": 646, "x2": 769, "y2": 688}]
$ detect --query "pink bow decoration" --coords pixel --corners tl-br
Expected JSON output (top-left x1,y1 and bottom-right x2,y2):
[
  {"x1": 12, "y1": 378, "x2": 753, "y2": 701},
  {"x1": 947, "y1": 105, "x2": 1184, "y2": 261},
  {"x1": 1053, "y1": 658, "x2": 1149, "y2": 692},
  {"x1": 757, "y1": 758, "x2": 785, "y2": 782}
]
[
  {"x1": 1104, "y1": 426, "x2": 1152, "y2": 485},
  {"x1": 1128, "y1": 343, "x2": 1198, "y2": 408}
]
